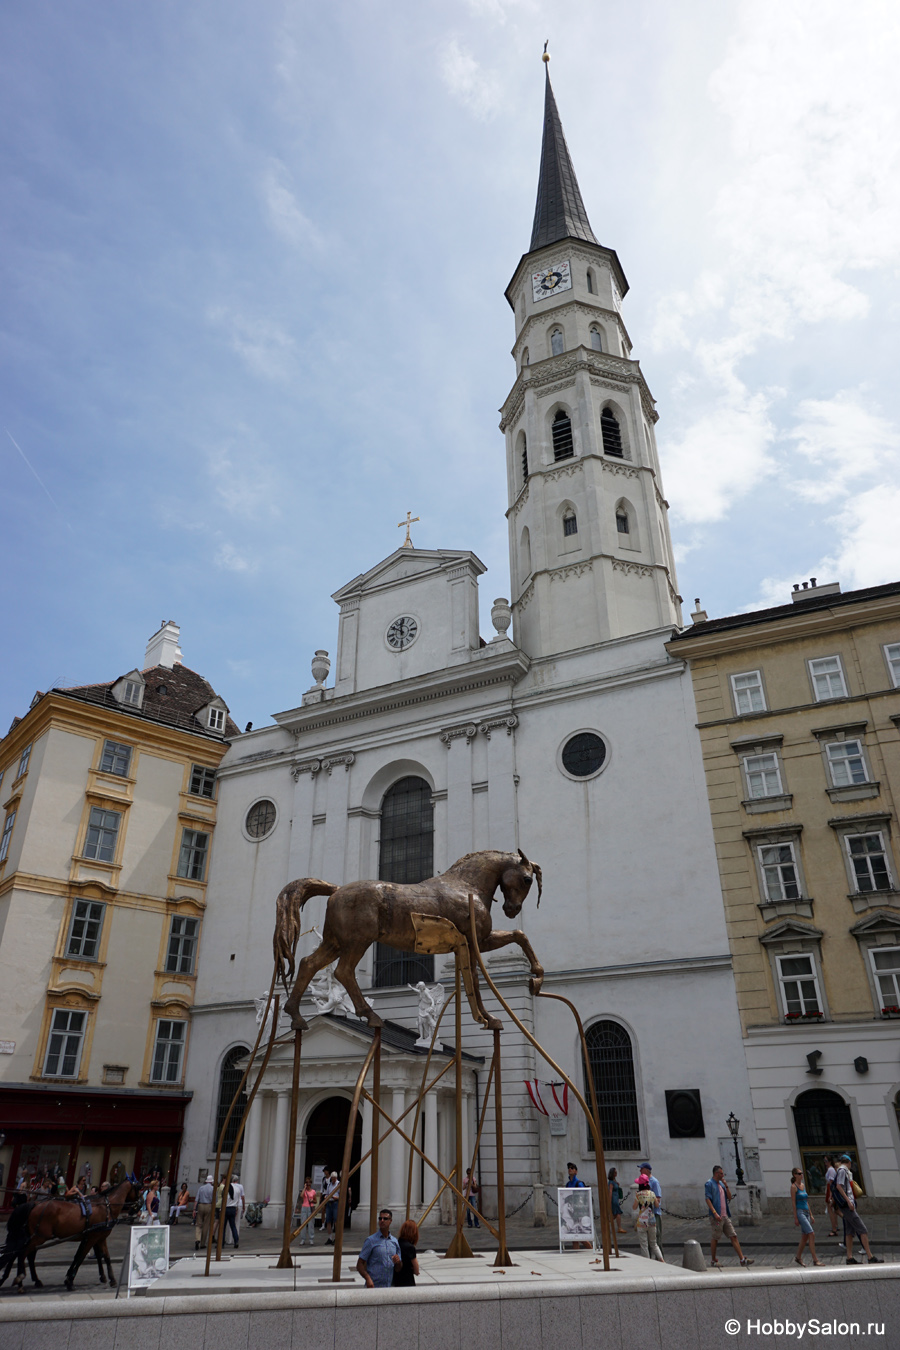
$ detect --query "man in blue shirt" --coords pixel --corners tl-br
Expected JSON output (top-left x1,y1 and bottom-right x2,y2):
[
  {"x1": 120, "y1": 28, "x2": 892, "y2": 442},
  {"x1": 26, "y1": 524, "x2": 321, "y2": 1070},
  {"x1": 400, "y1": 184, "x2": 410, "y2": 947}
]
[
  {"x1": 705, "y1": 1166, "x2": 753, "y2": 1268},
  {"x1": 356, "y1": 1209, "x2": 401, "y2": 1288},
  {"x1": 565, "y1": 1162, "x2": 585, "y2": 1188}
]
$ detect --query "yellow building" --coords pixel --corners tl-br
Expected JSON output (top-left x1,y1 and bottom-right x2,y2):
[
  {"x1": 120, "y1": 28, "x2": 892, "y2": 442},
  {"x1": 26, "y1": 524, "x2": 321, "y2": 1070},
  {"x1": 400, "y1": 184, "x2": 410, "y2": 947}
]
[
  {"x1": 668, "y1": 579, "x2": 900, "y2": 1208},
  {"x1": 0, "y1": 622, "x2": 237, "y2": 1202}
]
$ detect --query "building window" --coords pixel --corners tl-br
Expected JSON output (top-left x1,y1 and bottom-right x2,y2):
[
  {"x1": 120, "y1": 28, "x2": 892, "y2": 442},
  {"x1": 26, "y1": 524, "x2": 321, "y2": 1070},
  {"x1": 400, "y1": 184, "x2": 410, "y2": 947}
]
[
  {"x1": 616, "y1": 509, "x2": 629, "y2": 534},
  {"x1": 374, "y1": 777, "x2": 434, "y2": 988},
  {"x1": 776, "y1": 954, "x2": 822, "y2": 1017},
  {"x1": 44, "y1": 1009, "x2": 86, "y2": 1078},
  {"x1": 17, "y1": 744, "x2": 32, "y2": 777},
  {"x1": 870, "y1": 947, "x2": 900, "y2": 1010},
  {"x1": 177, "y1": 829, "x2": 209, "y2": 881},
  {"x1": 123, "y1": 681, "x2": 141, "y2": 706},
  {"x1": 65, "y1": 900, "x2": 105, "y2": 960},
  {"x1": 521, "y1": 346, "x2": 529, "y2": 368},
  {"x1": 590, "y1": 326, "x2": 603, "y2": 351},
  {"x1": 600, "y1": 408, "x2": 624, "y2": 458},
  {"x1": 165, "y1": 916, "x2": 200, "y2": 974},
  {"x1": 520, "y1": 526, "x2": 532, "y2": 582},
  {"x1": 208, "y1": 707, "x2": 225, "y2": 731},
  {"x1": 731, "y1": 670, "x2": 766, "y2": 715},
  {"x1": 793, "y1": 1090, "x2": 859, "y2": 1189},
  {"x1": 586, "y1": 269, "x2": 594, "y2": 294},
  {"x1": 665, "y1": 1089, "x2": 705, "y2": 1139},
  {"x1": 151, "y1": 1019, "x2": 186, "y2": 1083},
  {"x1": 809, "y1": 656, "x2": 847, "y2": 701},
  {"x1": 551, "y1": 410, "x2": 574, "y2": 461},
  {"x1": 245, "y1": 800, "x2": 276, "y2": 839},
  {"x1": 100, "y1": 740, "x2": 132, "y2": 777},
  {"x1": 846, "y1": 833, "x2": 891, "y2": 893},
  {"x1": 884, "y1": 642, "x2": 900, "y2": 688},
  {"x1": 825, "y1": 740, "x2": 868, "y2": 787},
  {"x1": 561, "y1": 732, "x2": 606, "y2": 778},
  {"x1": 563, "y1": 511, "x2": 578, "y2": 537},
  {"x1": 83, "y1": 807, "x2": 121, "y2": 863},
  {"x1": 584, "y1": 1020, "x2": 641, "y2": 1152},
  {"x1": 215, "y1": 1046, "x2": 248, "y2": 1154},
  {"x1": 759, "y1": 842, "x2": 801, "y2": 902},
  {"x1": 0, "y1": 809, "x2": 16, "y2": 863},
  {"x1": 189, "y1": 764, "x2": 217, "y2": 799},
  {"x1": 550, "y1": 328, "x2": 564, "y2": 356},
  {"x1": 744, "y1": 753, "x2": 783, "y2": 798}
]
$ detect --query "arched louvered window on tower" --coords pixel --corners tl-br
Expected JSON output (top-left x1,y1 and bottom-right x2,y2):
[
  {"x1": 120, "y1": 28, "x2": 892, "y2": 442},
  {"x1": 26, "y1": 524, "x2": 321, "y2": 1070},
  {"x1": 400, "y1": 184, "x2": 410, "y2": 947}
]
[
  {"x1": 214, "y1": 1046, "x2": 249, "y2": 1155},
  {"x1": 551, "y1": 410, "x2": 574, "y2": 461},
  {"x1": 520, "y1": 526, "x2": 532, "y2": 583},
  {"x1": 590, "y1": 327, "x2": 603, "y2": 352},
  {"x1": 374, "y1": 777, "x2": 434, "y2": 988},
  {"x1": 583, "y1": 1020, "x2": 641, "y2": 1152},
  {"x1": 520, "y1": 434, "x2": 528, "y2": 484},
  {"x1": 586, "y1": 270, "x2": 594, "y2": 294},
  {"x1": 616, "y1": 508, "x2": 630, "y2": 535},
  {"x1": 601, "y1": 407, "x2": 624, "y2": 458},
  {"x1": 563, "y1": 510, "x2": 578, "y2": 537},
  {"x1": 550, "y1": 328, "x2": 564, "y2": 357}
]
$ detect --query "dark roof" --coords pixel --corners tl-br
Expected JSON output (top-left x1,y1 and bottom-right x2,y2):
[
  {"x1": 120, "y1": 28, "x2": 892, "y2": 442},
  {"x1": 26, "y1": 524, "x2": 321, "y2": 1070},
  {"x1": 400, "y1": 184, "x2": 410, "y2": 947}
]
[
  {"x1": 321, "y1": 1014, "x2": 484, "y2": 1063},
  {"x1": 670, "y1": 580, "x2": 900, "y2": 642},
  {"x1": 52, "y1": 662, "x2": 241, "y2": 740},
  {"x1": 530, "y1": 68, "x2": 598, "y2": 253}
]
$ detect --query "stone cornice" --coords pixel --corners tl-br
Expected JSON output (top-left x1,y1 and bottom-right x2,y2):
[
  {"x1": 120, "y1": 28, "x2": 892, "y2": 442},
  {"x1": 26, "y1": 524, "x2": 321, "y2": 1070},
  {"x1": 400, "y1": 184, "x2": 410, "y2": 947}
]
[
  {"x1": 499, "y1": 347, "x2": 656, "y2": 432},
  {"x1": 505, "y1": 240, "x2": 629, "y2": 309},
  {"x1": 507, "y1": 452, "x2": 653, "y2": 519},
  {"x1": 513, "y1": 554, "x2": 674, "y2": 608}
]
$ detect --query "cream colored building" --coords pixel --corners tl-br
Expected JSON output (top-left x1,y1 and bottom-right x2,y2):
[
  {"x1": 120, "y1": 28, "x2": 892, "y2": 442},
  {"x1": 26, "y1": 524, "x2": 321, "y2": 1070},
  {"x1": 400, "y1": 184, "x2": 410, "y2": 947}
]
[
  {"x1": 669, "y1": 580, "x2": 900, "y2": 1208},
  {"x1": 0, "y1": 622, "x2": 237, "y2": 1202}
]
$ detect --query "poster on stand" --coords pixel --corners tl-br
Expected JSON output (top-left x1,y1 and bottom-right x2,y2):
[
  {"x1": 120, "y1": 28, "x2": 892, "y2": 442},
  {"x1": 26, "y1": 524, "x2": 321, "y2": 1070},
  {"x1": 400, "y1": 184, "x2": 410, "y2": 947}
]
[
  {"x1": 557, "y1": 1187, "x2": 596, "y2": 1252},
  {"x1": 127, "y1": 1225, "x2": 170, "y2": 1292}
]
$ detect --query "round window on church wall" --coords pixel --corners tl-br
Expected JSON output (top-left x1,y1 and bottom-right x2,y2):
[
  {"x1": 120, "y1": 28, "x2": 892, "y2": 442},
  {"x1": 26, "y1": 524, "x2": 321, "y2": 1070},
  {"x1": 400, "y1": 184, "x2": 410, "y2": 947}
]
[
  {"x1": 245, "y1": 799, "x2": 277, "y2": 839},
  {"x1": 560, "y1": 732, "x2": 607, "y2": 779}
]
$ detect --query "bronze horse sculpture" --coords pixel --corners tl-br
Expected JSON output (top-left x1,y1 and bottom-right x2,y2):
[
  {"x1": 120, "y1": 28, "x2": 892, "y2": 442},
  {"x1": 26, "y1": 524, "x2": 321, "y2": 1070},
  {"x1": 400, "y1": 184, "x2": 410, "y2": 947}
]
[
  {"x1": 275, "y1": 847, "x2": 543, "y2": 1030},
  {"x1": 0, "y1": 1176, "x2": 140, "y2": 1292}
]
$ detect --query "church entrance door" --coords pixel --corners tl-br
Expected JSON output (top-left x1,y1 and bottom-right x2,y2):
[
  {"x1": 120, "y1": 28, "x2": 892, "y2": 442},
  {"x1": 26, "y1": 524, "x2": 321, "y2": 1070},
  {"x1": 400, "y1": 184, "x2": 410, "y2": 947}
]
[{"x1": 304, "y1": 1096, "x2": 362, "y2": 1218}]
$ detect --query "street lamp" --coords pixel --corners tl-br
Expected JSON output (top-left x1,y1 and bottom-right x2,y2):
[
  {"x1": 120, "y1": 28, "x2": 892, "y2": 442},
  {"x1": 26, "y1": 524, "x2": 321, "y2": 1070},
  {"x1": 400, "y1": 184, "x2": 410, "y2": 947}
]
[{"x1": 726, "y1": 1112, "x2": 745, "y2": 1186}]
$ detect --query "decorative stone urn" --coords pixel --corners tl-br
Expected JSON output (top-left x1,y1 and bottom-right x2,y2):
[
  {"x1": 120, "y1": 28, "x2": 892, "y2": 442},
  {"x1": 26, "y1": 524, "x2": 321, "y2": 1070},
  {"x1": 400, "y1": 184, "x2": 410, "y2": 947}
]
[
  {"x1": 310, "y1": 650, "x2": 330, "y2": 687},
  {"x1": 490, "y1": 598, "x2": 512, "y2": 641}
]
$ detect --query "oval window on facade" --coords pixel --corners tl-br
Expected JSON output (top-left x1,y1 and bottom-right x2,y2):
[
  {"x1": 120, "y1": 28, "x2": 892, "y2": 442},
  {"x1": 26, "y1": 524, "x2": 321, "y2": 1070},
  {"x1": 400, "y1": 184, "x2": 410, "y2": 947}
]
[
  {"x1": 561, "y1": 732, "x2": 606, "y2": 778},
  {"x1": 245, "y1": 799, "x2": 277, "y2": 839}
]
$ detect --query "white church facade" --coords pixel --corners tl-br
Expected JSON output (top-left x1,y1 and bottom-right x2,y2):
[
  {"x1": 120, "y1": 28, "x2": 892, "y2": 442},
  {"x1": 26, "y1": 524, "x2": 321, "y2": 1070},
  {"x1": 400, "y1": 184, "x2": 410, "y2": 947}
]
[{"x1": 182, "y1": 68, "x2": 760, "y2": 1226}]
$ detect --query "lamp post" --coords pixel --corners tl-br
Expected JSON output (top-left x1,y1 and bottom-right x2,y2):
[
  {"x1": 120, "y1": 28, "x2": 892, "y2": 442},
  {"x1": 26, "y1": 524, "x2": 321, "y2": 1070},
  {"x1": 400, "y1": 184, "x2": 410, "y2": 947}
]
[{"x1": 726, "y1": 1113, "x2": 745, "y2": 1186}]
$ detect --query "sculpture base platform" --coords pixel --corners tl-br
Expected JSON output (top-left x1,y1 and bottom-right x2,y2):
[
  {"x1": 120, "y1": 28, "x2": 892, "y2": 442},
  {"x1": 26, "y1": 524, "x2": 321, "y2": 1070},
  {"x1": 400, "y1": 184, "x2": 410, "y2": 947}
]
[{"x1": 143, "y1": 1248, "x2": 690, "y2": 1297}]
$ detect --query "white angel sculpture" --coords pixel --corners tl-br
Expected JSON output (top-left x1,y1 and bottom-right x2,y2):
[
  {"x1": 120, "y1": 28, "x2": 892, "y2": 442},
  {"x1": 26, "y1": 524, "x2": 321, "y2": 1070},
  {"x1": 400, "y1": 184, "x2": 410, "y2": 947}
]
[{"x1": 411, "y1": 981, "x2": 445, "y2": 1046}]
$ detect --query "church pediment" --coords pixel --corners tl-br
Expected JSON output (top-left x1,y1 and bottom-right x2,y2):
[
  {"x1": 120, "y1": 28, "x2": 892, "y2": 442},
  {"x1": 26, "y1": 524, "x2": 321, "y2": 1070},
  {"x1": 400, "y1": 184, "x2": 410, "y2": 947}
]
[{"x1": 332, "y1": 548, "x2": 485, "y2": 603}]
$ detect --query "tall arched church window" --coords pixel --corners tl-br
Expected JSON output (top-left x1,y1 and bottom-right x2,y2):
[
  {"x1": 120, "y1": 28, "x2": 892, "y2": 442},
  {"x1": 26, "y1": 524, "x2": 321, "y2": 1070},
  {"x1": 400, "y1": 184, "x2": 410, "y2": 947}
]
[
  {"x1": 550, "y1": 328, "x2": 564, "y2": 357},
  {"x1": 601, "y1": 407, "x2": 624, "y2": 458},
  {"x1": 552, "y1": 410, "x2": 574, "y2": 461},
  {"x1": 590, "y1": 327, "x2": 603, "y2": 352},
  {"x1": 616, "y1": 508, "x2": 629, "y2": 535},
  {"x1": 374, "y1": 777, "x2": 434, "y2": 988},
  {"x1": 563, "y1": 510, "x2": 578, "y2": 537},
  {"x1": 215, "y1": 1046, "x2": 248, "y2": 1155},
  {"x1": 584, "y1": 1020, "x2": 641, "y2": 1152}
]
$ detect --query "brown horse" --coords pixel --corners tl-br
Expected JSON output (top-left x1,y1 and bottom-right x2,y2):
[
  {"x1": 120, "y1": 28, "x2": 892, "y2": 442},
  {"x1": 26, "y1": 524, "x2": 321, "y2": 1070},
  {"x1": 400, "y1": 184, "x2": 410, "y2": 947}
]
[
  {"x1": 275, "y1": 847, "x2": 543, "y2": 1030},
  {"x1": 0, "y1": 1177, "x2": 140, "y2": 1291}
]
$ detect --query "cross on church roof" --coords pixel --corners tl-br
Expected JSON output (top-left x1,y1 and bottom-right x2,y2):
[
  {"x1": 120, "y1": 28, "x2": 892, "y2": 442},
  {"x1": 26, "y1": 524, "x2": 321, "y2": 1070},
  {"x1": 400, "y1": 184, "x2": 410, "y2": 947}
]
[{"x1": 398, "y1": 511, "x2": 420, "y2": 548}]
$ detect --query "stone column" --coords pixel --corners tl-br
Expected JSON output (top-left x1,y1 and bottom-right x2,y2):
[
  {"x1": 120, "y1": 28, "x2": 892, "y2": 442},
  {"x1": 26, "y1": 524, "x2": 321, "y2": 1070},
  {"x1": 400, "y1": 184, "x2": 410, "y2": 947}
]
[
  {"x1": 423, "y1": 1099, "x2": 439, "y2": 1208},
  {"x1": 322, "y1": 758, "x2": 353, "y2": 883},
  {"x1": 267, "y1": 1090, "x2": 291, "y2": 1229},
  {"x1": 288, "y1": 764, "x2": 320, "y2": 878},
  {"x1": 240, "y1": 1092, "x2": 263, "y2": 1203},
  {"x1": 445, "y1": 732, "x2": 474, "y2": 860},
  {"x1": 484, "y1": 719, "x2": 517, "y2": 845},
  {"x1": 389, "y1": 1086, "x2": 406, "y2": 1209}
]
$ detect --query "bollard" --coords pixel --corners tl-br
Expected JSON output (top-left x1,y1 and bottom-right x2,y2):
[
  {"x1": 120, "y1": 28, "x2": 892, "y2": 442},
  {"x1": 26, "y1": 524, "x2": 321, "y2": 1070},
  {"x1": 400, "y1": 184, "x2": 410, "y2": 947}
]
[{"x1": 682, "y1": 1238, "x2": 707, "y2": 1272}]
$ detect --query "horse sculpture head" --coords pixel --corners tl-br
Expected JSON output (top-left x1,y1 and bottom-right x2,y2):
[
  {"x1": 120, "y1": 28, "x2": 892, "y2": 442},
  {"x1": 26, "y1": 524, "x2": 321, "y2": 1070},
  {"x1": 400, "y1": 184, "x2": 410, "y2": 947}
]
[{"x1": 499, "y1": 848, "x2": 543, "y2": 918}]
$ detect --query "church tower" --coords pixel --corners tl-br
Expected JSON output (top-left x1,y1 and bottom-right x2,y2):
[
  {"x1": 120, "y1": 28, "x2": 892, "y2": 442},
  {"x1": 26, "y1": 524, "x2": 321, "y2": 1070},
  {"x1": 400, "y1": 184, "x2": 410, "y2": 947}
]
[{"x1": 501, "y1": 61, "x2": 681, "y2": 658}]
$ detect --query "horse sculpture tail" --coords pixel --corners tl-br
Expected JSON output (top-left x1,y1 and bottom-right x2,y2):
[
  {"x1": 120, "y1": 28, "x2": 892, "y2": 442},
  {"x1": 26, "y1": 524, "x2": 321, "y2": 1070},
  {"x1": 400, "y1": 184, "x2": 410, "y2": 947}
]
[{"x1": 273, "y1": 878, "x2": 338, "y2": 993}]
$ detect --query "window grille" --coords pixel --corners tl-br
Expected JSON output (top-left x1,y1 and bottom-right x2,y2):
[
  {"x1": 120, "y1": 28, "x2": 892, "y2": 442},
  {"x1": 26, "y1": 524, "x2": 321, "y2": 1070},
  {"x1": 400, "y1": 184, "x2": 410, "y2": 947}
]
[
  {"x1": 66, "y1": 900, "x2": 105, "y2": 960},
  {"x1": 521, "y1": 436, "x2": 528, "y2": 483},
  {"x1": 562, "y1": 733, "x2": 605, "y2": 777},
  {"x1": 100, "y1": 740, "x2": 132, "y2": 777},
  {"x1": 563, "y1": 512, "x2": 578, "y2": 537},
  {"x1": 215, "y1": 1046, "x2": 248, "y2": 1154},
  {"x1": 84, "y1": 807, "x2": 121, "y2": 863},
  {"x1": 178, "y1": 829, "x2": 209, "y2": 881},
  {"x1": 552, "y1": 410, "x2": 574, "y2": 461},
  {"x1": 374, "y1": 777, "x2": 434, "y2": 987},
  {"x1": 616, "y1": 510, "x2": 629, "y2": 534},
  {"x1": 793, "y1": 1089, "x2": 855, "y2": 1149},
  {"x1": 166, "y1": 916, "x2": 199, "y2": 973},
  {"x1": 601, "y1": 408, "x2": 623, "y2": 457},
  {"x1": 246, "y1": 800, "x2": 276, "y2": 838},
  {"x1": 190, "y1": 765, "x2": 217, "y2": 798},
  {"x1": 44, "y1": 1009, "x2": 86, "y2": 1078},
  {"x1": 584, "y1": 1020, "x2": 641, "y2": 1152},
  {"x1": 846, "y1": 834, "x2": 891, "y2": 892},
  {"x1": 151, "y1": 1020, "x2": 185, "y2": 1083}
]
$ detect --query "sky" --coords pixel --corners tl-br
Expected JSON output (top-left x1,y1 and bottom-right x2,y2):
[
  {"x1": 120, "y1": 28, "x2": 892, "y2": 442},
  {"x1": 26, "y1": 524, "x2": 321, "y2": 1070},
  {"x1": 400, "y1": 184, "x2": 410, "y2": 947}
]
[{"x1": 3, "y1": 0, "x2": 900, "y2": 734}]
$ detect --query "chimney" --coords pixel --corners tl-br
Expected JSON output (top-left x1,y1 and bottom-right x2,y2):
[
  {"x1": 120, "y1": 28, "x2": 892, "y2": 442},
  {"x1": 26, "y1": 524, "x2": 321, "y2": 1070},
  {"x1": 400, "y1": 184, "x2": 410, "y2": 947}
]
[
  {"x1": 690, "y1": 598, "x2": 708, "y2": 624},
  {"x1": 791, "y1": 579, "x2": 841, "y2": 604},
  {"x1": 143, "y1": 620, "x2": 183, "y2": 670}
]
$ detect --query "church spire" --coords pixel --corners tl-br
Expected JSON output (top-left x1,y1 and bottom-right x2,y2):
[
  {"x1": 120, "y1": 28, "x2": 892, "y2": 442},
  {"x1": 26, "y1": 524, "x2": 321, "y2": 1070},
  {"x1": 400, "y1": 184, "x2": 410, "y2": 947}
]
[{"x1": 530, "y1": 57, "x2": 598, "y2": 253}]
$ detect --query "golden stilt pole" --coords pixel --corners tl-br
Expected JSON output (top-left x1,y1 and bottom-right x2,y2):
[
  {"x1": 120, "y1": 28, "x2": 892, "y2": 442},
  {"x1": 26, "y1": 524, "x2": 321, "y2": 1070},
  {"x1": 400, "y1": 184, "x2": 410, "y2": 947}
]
[
  {"x1": 492, "y1": 1027, "x2": 512, "y2": 1266},
  {"x1": 332, "y1": 1030, "x2": 380, "y2": 1282},
  {"x1": 275, "y1": 1027, "x2": 303, "y2": 1268},
  {"x1": 444, "y1": 956, "x2": 474, "y2": 1258},
  {"x1": 368, "y1": 1029, "x2": 381, "y2": 1236}
]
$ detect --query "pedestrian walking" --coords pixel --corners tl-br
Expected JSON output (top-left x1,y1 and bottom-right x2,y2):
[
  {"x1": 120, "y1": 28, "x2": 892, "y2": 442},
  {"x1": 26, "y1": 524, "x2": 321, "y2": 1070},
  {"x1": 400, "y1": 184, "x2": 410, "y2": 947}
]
[
  {"x1": 231, "y1": 1174, "x2": 245, "y2": 1243},
  {"x1": 323, "y1": 1170, "x2": 340, "y2": 1244},
  {"x1": 146, "y1": 1179, "x2": 162, "y2": 1226},
  {"x1": 823, "y1": 1155, "x2": 839, "y2": 1236},
  {"x1": 641, "y1": 1164, "x2": 663, "y2": 1248},
  {"x1": 833, "y1": 1155, "x2": 881, "y2": 1265},
  {"x1": 464, "y1": 1168, "x2": 480, "y2": 1228},
  {"x1": 392, "y1": 1219, "x2": 420, "y2": 1287},
  {"x1": 608, "y1": 1167, "x2": 627, "y2": 1235},
  {"x1": 193, "y1": 1174, "x2": 215, "y2": 1250},
  {"x1": 298, "y1": 1176, "x2": 317, "y2": 1245},
  {"x1": 790, "y1": 1167, "x2": 823, "y2": 1266},
  {"x1": 705, "y1": 1166, "x2": 754, "y2": 1268},
  {"x1": 632, "y1": 1173, "x2": 664, "y2": 1262},
  {"x1": 221, "y1": 1180, "x2": 239, "y2": 1248},
  {"x1": 356, "y1": 1209, "x2": 401, "y2": 1289}
]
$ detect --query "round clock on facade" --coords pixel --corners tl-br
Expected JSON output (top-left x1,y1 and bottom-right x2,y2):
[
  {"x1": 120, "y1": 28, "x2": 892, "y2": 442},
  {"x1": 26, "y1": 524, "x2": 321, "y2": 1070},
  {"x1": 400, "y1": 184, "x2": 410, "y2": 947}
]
[
  {"x1": 531, "y1": 259, "x2": 572, "y2": 302},
  {"x1": 386, "y1": 615, "x2": 419, "y2": 650}
]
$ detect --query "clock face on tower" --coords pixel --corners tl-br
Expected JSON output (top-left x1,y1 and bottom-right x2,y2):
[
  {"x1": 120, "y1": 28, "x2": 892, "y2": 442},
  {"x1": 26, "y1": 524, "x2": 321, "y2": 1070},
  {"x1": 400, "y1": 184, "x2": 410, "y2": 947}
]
[
  {"x1": 386, "y1": 615, "x2": 419, "y2": 650},
  {"x1": 532, "y1": 259, "x2": 572, "y2": 302}
]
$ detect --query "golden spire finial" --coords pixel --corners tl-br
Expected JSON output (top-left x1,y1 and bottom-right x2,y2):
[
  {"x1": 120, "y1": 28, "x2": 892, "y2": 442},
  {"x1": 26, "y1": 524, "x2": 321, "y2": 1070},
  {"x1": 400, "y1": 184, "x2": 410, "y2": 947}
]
[
  {"x1": 542, "y1": 41, "x2": 550, "y2": 64},
  {"x1": 398, "y1": 510, "x2": 420, "y2": 548}
]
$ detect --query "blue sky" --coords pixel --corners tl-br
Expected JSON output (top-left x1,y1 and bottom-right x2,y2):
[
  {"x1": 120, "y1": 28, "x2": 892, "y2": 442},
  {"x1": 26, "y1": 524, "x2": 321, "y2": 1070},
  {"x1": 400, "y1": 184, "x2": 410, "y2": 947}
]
[{"x1": 3, "y1": 0, "x2": 900, "y2": 733}]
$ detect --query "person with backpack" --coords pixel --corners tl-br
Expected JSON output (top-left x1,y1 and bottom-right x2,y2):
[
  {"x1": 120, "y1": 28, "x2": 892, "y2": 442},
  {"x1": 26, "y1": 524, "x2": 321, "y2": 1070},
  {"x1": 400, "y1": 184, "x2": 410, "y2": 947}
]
[
  {"x1": 632, "y1": 1173, "x2": 664, "y2": 1262},
  {"x1": 833, "y1": 1155, "x2": 881, "y2": 1265}
]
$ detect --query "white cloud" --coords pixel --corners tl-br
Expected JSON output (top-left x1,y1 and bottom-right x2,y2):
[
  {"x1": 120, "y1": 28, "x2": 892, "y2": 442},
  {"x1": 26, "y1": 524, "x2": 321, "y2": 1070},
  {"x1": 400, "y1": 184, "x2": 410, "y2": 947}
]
[
  {"x1": 208, "y1": 306, "x2": 296, "y2": 382},
  {"x1": 215, "y1": 541, "x2": 257, "y2": 574},
  {"x1": 261, "y1": 158, "x2": 323, "y2": 249},
  {"x1": 665, "y1": 377, "x2": 777, "y2": 525},
  {"x1": 438, "y1": 39, "x2": 500, "y2": 119},
  {"x1": 206, "y1": 433, "x2": 280, "y2": 520},
  {"x1": 788, "y1": 391, "x2": 900, "y2": 503}
]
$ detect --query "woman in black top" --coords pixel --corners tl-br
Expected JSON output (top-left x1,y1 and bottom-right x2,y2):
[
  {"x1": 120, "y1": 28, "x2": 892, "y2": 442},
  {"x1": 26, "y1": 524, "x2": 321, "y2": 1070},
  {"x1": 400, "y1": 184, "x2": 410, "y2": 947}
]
[{"x1": 393, "y1": 1219, "x2": 420, "y2": 1287}]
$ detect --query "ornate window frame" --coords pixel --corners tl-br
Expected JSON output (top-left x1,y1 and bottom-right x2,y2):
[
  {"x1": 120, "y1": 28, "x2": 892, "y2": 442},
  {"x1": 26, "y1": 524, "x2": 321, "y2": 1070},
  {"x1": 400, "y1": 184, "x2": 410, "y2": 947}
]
[
  {"x1": 759, "y1": 920, "x2": 828, "y2": 1022},
  {"x1": 743, "y1": 823, "x2": 812, "y2": 921}
]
